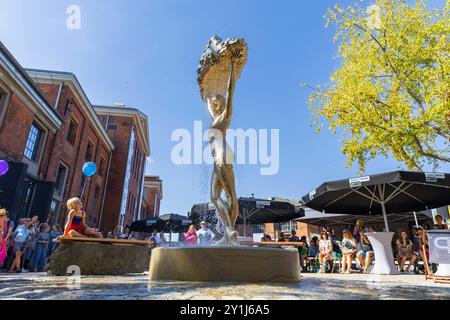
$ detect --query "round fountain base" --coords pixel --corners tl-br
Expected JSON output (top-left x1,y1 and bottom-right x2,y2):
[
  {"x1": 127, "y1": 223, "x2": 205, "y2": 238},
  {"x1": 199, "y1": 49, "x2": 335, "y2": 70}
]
[{"x1": 149, "y1": 246, "x2": 300, "y2": 282}]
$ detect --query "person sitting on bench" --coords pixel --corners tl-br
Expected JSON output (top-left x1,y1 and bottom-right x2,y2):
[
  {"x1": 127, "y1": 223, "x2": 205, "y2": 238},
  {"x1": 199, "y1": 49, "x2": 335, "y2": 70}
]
[{"x1": 63, "y1": 197, "x2": 103, "y2": 239}]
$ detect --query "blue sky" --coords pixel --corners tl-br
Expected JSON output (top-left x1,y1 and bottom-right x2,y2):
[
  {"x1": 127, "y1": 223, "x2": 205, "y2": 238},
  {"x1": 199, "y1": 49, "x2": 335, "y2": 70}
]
[{"x1": 1, "y1": 0, "x2": 448, "y2": 215}]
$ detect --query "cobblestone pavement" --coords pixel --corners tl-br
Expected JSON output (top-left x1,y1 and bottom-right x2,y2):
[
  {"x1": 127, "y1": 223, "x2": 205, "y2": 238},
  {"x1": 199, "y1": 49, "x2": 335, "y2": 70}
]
[{"x1": 0, "y1": 272, "x2": 449, "y2": 300}]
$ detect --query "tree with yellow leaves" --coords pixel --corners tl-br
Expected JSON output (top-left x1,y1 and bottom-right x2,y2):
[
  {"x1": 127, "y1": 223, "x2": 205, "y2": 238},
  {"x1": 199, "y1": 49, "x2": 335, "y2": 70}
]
[{"x1": 305, "y1": 0, "x2": 449, "y2": 172}]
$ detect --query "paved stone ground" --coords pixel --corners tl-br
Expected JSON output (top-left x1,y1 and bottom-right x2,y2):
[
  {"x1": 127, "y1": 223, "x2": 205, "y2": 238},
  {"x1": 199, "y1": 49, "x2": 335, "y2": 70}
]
[{"x1": 0, "y1": 272, "x2": 449, "y2": 300}]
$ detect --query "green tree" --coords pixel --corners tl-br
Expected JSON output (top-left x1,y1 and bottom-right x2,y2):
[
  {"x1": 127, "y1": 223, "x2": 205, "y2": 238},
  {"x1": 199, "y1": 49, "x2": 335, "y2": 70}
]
[{"x1": 305, "y1": 0, "x2": 449, "y2": 172}]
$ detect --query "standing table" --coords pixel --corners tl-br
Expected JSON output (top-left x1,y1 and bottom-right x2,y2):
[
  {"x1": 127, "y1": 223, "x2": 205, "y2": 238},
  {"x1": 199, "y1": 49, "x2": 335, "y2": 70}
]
[{"x1": 366, "y1": 232, "x2": 400, "y2": 275}]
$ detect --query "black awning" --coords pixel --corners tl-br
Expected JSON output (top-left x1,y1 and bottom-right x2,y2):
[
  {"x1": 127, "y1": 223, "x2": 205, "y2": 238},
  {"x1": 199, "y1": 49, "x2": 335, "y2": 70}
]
[
  {"x1": 158, "y1": 213, "x2": 192, "y2": 232},
  {"x1": 302, "y1": 170, "x2": 450, "y2": 231},
  {"x1": 302, "y1": 171, "x2": 450, "y2": 215},
  {"x1": 129, "y1": 217, "x2": 164, "y2": 232},
  {"x1": 190, "y1": 197, "x2": 305, "y2": 226},
  {"x1": 295, "y1": 208, "x2": 433, "y2": 227}
]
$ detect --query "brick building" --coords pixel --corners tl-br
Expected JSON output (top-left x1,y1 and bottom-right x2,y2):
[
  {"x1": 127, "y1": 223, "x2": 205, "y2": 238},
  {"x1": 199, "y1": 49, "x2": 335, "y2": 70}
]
[
  {"x1": 264, "y1": 221, "x2": 320, "y2": 240},
  {"x1": 0, "y1": 41, "x2": 155, "y2": 234},
  {"x1": 95, "y1": 105, "x2": 150, "y2": 233},
  {"x1": 141, "y1": 175, "x2": 163, "y2": 219},
  {"x1": 26, "y1": 69, "x2": 115, "y2": 227},
  {"x1": 0, "y1": 42, "x2": 62, "y2": 223}
]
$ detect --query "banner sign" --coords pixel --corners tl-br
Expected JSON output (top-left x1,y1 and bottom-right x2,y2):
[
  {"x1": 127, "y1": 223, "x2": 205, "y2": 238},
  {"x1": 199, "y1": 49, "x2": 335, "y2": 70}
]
[
  {"x1": 428, "y1": 230, "x2": 450, "y2": 264},
  {"x1": 425, "y1": 172, "x2": 445, "y2": 183},
  {"x1": 181, "y1": 219, "x2": 192, "y2": 225},
  {"x1": 349, "y1": 176, "x2": 370, "y2": 187},
  {"x1": 146, "y1": 219, "x2": 158, "y2": 226},
  {"x1": 256, "y1": 200, "x2": 271, "y2": 208}
]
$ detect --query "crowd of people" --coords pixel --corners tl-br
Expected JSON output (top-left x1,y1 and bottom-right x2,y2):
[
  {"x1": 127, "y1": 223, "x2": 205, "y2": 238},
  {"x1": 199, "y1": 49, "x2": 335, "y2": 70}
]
[
  {"x1": 259, "y1": 216, "x2": 448, "y2": 274},
  {"x1": 0, "y1": 197, "x2": 104, "y2": 273},
  {"x1": 109, "y1": 221, "x2": 217, "y2": 248},
  {"x1": 0, "y1": 208, "x2": 63, "y2": 273},
  {"x1": 1, "y1": 195, "x2": 448, "y2": 276},
  {"x1": 181, "y1": 221, "x2": 216, "y2": 246}
]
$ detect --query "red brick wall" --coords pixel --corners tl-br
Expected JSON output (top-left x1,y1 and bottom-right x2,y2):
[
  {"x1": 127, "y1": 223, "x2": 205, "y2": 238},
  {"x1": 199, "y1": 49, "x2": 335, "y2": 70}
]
[
  {"x1": 98, "y1": 114, "x2": 130, "y2": 233},
  {"x1": 0, "y1": 94, "x2": 46, "y2": 161},
  {"x1": 262, "y1": 222, "x2": 321, "y2": 240},
  {"x1": 35, "y1": 83, "x2": 112, "y2": 227},
  {"x1": 98, "y1": 113, "x2": 146, "y2": 233},
  {"x1": 141, "y1": 187, "x2": 161, "y2": 219}
]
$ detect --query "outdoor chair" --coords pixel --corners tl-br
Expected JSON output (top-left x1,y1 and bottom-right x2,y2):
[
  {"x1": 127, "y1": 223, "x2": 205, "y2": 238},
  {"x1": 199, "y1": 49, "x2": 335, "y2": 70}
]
[
  {"x1": 307, "y1": 256, "x2": 319, "y2": 273},
  {"x1": 331, "y1": 252, "x2": 342, "y2": 273}
]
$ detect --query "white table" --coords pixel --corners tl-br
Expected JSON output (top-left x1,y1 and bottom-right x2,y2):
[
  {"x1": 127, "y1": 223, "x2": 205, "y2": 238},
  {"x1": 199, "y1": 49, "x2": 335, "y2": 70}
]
[
  {"x1": 366, "y1": 232, "x2": 400, "y2": 275},
  {"x1": 435, "y1": 263, "x2": 450, "y2": 277}
]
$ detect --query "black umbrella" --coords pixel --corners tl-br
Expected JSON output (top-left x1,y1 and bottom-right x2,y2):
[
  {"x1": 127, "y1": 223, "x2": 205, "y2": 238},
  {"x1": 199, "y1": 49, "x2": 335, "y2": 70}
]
[
  {"x1": 129, "y1": 217, "x2": 164, "y2": 232},
  {"x1": 158, "y1": 213, "x2": 192, "y2": 243},
  {"x1": 190, "y1": 197, "x2": 305, "y2": 236},
  {"x1": 295, "y1": 207, "x2": 433, "y2": 227},
  {"x1": 159, "y1": 213, "x2": 192, "y2": 232},
  {"x1": 302, "y1": 170, "x2": 450, "y2": 231}
]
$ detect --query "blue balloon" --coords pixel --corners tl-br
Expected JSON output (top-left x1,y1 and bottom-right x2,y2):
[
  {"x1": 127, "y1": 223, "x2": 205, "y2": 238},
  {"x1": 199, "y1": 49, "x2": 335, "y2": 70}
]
[{"x1": 82, "y1": 162, "x2": 97, "y2": 177}]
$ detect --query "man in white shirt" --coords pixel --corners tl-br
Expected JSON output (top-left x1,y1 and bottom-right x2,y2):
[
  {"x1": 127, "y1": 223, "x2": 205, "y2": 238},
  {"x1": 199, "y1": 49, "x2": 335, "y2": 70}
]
[
  {"x1": 153, "y1": 230, "x2": 162, "y2": 245},
  {"x1": 197, "y1": 221, "x2": 215, "y2": 246}
]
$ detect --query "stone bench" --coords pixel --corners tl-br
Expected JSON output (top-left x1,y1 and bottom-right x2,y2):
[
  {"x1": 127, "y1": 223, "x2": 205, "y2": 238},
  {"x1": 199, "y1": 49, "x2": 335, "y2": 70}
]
[{"x1": 46, "y1": 237, "x2": 150, "y2": 276}]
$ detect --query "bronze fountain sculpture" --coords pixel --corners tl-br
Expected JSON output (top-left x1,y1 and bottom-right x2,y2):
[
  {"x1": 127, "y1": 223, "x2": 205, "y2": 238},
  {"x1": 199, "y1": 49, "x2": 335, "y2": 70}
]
[
  {"x1": 197, "y1": 36, "x2": 248, "y2": 245},
  {"x1": 148, "y1": 36, "x2": 300, "y2": 282}
]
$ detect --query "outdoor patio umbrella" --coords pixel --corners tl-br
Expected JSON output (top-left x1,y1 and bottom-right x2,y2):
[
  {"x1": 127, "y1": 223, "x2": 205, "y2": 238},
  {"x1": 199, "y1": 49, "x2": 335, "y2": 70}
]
[
  {"x1": 302, "y1": 171, "x2": 450, "y2": 232},
  {"x1": 295, "y1": 207, "x2": 433, "y2": 227},
  {"x1": 190, "y1": 197, "x2": 305, "y2": 236},
  {"x1": 159, "y1": 213, "x2": 192, "y2": 242},
  {"x1": 302, "y1": 170, "x2": 450, "y2": 275},
  {"x1": 129, "y1": 217, "x2": 164, "y2": 233}
]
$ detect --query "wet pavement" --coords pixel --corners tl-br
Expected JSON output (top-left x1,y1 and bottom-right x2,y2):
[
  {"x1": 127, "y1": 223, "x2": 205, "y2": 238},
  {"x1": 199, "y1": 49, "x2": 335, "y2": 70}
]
[{"x1": 0, "y1": 272, "x2": 449, "y2": 300}]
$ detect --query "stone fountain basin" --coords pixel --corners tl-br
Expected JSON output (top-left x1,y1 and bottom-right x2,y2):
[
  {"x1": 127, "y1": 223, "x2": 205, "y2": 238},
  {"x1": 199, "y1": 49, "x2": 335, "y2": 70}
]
[{"x1": 149, "y1": 246, "x2": 300, "y2": 282}]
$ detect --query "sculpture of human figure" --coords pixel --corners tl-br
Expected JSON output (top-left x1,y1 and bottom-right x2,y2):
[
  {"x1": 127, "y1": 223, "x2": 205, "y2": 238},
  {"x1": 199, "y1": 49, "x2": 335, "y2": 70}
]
[{"x1": 206, "y1": 50, "x2": 241, "y2": 245}]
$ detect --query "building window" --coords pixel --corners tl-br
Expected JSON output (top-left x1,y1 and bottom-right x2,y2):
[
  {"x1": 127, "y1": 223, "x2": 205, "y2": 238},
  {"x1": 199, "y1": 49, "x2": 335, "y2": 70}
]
[
  {"x1": 67, "y1": 120, "x2": 78, "y2": 145},
  {"x1": 252, "y1": 224, "x2": 265, "y2": 234},
  {"x1": 94, "y1": 184, "x2": 100, "y2": 199},
  {"x1": 85, "y1": 142, "x2": 93, "y2": 162},
  {"x1": 280, "y1": 221, "x2": 297, "y2": 233},
  {"x1": 49, "y1": 199, "x2": 60, "y2": 224},
  {"x1": 0, "y1": 87, "x2": 10, "y2": 127},
  {"x1": 107, "y1": 124, "x2": 117, "y2": 131},
  {"x1": 55, "y1": 163, "x2": 69, "y2": 195},
  {"x1": 80, "y1": 175, "x2": 86, "y2": 194},
  {"x1": 19, "y1": 176, "x2": 36, "y2": 218},
  {"x1": 24, "y1": 123, "x2": 43, "y2": 161},
  {"x1": 99, "y1": 158, "x2": 105, "y2": 177}
]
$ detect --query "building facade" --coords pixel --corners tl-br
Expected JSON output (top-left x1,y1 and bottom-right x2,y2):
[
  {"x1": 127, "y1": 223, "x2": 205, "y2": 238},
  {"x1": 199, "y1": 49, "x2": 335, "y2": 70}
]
[
  {"x1": 26, "y1": 69, "x2": 115, "y2": 227},
  {"x1": 95, "y1": 105, "x2": 150, "y2": 233},
  {"x1": 0, "y1": 42, "x2": 62, "y2": 223},
  {"x1": 141, "y1": 175, "x2": 163, "y2": 219},
  {"x1": 0, "y1": 41, "x2": 154, "y2": 233}
]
